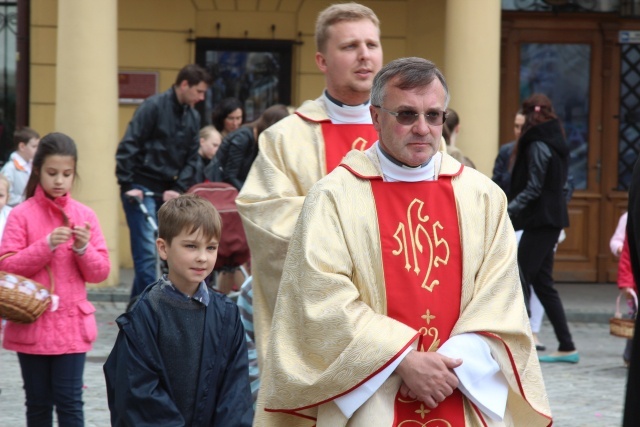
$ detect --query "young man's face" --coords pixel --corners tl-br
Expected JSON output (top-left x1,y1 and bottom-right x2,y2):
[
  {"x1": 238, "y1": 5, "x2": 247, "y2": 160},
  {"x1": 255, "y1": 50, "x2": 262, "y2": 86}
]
[
  {"x1": 315, "y1": 19, "x2": 382, "y2": 106},
  {"x1": 157, "y1": 227, "x2": 219, "y2": 292},
  {"x1": 371, "y1": 78, "x2": 447, "y2": 167},
  {"x1": 19, "y1": 137, "x2": 39, "y2": 162},
  {"x1": 177, "y1": 80, "x2": 208, "y2": 107}
]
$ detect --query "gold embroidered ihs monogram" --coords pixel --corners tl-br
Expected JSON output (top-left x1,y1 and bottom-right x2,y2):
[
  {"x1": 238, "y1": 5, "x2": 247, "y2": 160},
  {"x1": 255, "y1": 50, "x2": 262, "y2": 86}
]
[
  {"x1": 392, "y1": 198, "x2": 450, "y2": 292},
  {"x1": 351, "y1": 137, "x2": 369, "y2": 150}
]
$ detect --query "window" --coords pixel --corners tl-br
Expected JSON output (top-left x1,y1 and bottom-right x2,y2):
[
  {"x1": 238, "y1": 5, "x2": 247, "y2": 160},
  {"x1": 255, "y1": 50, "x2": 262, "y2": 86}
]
[{"x1": 196, "y1": 39, "x2": 293, "y2": 125}]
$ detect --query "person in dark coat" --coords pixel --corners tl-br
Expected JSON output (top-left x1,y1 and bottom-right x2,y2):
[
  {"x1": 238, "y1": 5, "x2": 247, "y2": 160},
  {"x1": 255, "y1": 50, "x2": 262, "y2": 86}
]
[
  {"x1": 116, "y1": 64, "x2": 211, "y2": 300},
  {"x1": 492, "y1": 111, "x2": 525, "y2": 193},
  {"x1": 623, "y1": 157, "x2": 640, "y2": 426},
  {"x1": 104, "y1": 195, "x2": 253, "y2": 426},
  {"x1": 508, "y1": 93, "x2": 578, "y2": 364},
  {"x1": 217, "y1": 104, "x2": 290, "y2": 190}
]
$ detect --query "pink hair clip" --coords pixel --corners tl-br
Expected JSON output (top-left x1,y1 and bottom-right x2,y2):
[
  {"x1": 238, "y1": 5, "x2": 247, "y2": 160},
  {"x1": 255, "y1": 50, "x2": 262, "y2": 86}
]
[{"x1": 534, "y1": 105, "x2": 541, "y2": 112}]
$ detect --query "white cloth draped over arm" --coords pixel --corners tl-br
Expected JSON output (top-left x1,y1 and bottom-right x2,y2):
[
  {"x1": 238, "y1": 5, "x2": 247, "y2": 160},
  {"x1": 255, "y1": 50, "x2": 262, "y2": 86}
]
[
  {"x1": 334, "y1": 342, "x2": 417, "y2": 418},
  {"x1": 334, "y1": 333, "x2": 508, "y2": 422},
  {"x1": 437, "y1": 333, "x2": 508, "y2": 421}
]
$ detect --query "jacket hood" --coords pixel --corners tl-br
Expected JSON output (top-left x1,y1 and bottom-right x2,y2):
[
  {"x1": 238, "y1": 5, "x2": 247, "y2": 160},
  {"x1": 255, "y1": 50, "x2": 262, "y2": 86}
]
[{"x1": 519, "y1": 119, "x2": 569, "y2": 158}]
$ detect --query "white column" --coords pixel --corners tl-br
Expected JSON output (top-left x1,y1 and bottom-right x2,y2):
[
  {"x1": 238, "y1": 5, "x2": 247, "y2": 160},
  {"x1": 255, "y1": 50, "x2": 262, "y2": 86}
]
[
  {"x1": 55, "y1": 0, "x2": 119, "y2": 286},
  {"x1": 444, "y1": 0, "x2": 501, "y2": 175}
]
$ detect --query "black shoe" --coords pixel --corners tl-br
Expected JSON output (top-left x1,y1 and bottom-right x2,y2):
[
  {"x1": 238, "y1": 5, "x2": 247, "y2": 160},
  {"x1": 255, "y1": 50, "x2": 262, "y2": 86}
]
[{"x1": 535, "y1": 343, "x2": 546, "y2": 351}]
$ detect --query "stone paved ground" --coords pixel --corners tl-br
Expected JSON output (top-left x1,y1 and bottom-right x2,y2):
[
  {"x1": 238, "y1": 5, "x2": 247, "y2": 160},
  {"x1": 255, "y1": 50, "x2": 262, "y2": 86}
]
[
  {"x1": 0, "y1": 302, "x2": 126, "y2": 427},
  {"x1": 0, "y1": 303, "x2": 631, "y2": 426},
  {"x1": 538, "y1": 321, "x2": 628, "y2": 426}
]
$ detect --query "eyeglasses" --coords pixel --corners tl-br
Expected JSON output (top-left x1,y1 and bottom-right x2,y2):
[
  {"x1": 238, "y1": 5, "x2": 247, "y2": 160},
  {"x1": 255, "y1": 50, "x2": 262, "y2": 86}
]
[{"x1": 373, "y1": 105, "x2": 448, "y2": 126}]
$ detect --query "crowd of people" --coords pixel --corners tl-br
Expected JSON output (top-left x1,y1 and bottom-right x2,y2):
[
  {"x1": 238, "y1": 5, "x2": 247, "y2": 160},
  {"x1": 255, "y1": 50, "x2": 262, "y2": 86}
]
[{"x1": 3, "y1": 1, "x2": 640, "y2": 426}]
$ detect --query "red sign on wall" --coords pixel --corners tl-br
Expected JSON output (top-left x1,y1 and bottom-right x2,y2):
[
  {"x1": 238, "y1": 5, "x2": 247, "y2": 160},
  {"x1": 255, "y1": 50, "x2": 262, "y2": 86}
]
[{"x1": 118, "y1": 71, "x2": 158, "y2": 104}]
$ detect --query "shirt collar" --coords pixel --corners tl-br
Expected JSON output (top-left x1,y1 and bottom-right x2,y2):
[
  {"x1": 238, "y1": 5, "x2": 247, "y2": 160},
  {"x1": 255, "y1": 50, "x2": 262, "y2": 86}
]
[
  {"x1": 323, "y1": 90, "x2": 372, "y2": 124},
  {"x1": 34, "y1": 184, "x2": 70, "y2": 209},
  {"x1": 376, "y1": 142, "x2": 440, "y2": 182},
  {"x1": 159, "y1": 275, "x2": 210, "y2": 306},
  {"x1": 10, "y1": 152, "x2": 31, "y2": 172}
]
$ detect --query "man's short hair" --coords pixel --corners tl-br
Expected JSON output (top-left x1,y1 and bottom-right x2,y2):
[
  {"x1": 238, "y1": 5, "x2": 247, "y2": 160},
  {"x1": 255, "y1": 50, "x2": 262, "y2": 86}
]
[
  {"x1": 158, "y1": 194, "x2": 222, "y2": 245},
  {"x1": 370, "y1": 57, "x2": 450, "y2": 108},
  {"x1": 13, "y1": 126, "x2": 39, "y2": 148},
  {"x1": 315, "y1": 2, "x2": 380, "y2": 53},
  {"x1": 175, "y1": 64, "x2": 211, "y2": 87}
]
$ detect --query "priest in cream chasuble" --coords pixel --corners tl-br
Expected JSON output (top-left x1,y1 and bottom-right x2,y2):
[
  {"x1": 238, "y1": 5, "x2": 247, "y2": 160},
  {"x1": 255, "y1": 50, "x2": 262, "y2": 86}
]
[
  {"x1": 236, "y1": 96, "x2": 378, "y2": 368},
  {"x1": 255, "y1": 58, "x2": 551, "y2": 427},
  {"x1": 236, "y1": 4, "x2": 386, "y2": 376}
]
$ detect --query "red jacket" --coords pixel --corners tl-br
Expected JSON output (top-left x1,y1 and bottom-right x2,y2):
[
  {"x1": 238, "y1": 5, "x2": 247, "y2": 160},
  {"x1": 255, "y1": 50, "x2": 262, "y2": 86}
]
[
  {"x1": 618, "y1": 236, "x2": 637, "y2": 291},
  {"x1": 0, "y1": 185, "x2": 110, "y2": 355}
]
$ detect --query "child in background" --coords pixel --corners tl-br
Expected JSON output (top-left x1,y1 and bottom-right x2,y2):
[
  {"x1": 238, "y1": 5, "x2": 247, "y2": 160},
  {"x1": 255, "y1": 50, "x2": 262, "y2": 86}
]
[
  {"x1": 0, "y1": 175, "x2": 10, "y2": 342},
  {"x1": 104, "y1": 194, "x2": 253, "y2": 426},
  {"x1": 0, "y1": 174, "x2": 12, "y2": 243},
  {"x1": 0, "y1": 132, "x2": 110, "y2": 425},
  {"x1": 611, "y1": 211, "x2": 637, "y2": 367},
  {"x1": 611, "y1": 212, "x2": 628, "y2": 256},
  {"x1": 0, "y1": 126, "x2": 40, "y2": 206},
  {"x1": 195, "y1": 125, "x2": 222, "y2": 183}
]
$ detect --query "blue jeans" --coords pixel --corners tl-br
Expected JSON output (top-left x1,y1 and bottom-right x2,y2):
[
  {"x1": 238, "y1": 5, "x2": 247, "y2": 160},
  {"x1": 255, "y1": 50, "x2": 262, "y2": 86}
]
[
  {"x1": 121, "y1": 185, "x2": 163, "y2": 299},
  {"x1": 18, "y1": 352, "x2": 86, "y2": 427}
]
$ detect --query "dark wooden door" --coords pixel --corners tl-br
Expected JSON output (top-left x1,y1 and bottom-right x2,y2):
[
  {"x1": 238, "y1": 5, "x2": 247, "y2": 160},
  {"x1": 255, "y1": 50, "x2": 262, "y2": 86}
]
[{"x1": 501, "y1": 13, "x2": 616, "y2": 282}]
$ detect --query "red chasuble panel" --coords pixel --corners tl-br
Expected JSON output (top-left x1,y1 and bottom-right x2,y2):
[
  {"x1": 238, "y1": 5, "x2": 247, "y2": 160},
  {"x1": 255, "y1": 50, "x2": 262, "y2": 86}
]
[
  {"x1": 370, "y1": 177, "x2": 465, "y2": 427},
  {"x1": 321, "y1": 122, "x2": 378, "y2": 173}
]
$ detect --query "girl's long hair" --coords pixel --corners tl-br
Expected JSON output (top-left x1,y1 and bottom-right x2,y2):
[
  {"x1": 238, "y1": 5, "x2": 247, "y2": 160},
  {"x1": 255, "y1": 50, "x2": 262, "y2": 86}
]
[
  {"x1": 509, "y1": 93, "x2": 561, "y2": 172},
  {"x1": 25, "y1": 132, "x2": 78, "y2": 199}
]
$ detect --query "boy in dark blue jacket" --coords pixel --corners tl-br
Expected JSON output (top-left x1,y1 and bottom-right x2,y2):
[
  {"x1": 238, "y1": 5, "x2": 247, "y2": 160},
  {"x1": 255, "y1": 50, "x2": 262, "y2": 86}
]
[{"x1": 104, "y1": 194, "x2": 253, "y2": 426}]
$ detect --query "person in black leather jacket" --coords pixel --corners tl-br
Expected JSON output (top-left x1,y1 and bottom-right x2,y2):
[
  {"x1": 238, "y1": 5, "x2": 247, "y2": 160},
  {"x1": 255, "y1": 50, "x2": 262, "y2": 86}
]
[
  {"x1": 508, "y1": 93, "x2": 578, "y2": 364},
  {"x1": 115, "y1": 64, "x2": 211, "y2": 299},
  {"x1": 217, "y1": 104, "x2": 290, "y2": 191}
]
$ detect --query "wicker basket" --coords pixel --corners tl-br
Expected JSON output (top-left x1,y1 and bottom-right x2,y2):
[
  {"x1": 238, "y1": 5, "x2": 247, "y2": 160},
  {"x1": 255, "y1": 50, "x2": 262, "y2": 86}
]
[
  {"x1": 610, "y1": 289, "x2": 637, "y2": 339},
  {"x1": 0, "y1": 253, "x2": 54, "y2": 324}
]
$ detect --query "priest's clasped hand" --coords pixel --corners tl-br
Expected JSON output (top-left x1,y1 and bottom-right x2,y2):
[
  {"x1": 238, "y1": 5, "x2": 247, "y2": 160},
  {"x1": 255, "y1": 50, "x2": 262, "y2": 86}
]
[{"x1": 396, "y1": 349, "x2": 462, "y2": 409}]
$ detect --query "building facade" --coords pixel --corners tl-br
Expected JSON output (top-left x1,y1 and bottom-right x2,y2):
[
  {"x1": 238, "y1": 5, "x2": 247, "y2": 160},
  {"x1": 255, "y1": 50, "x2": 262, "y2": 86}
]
[{"x1": 10, "y1": 0, "x2": 638, "y2": 284}]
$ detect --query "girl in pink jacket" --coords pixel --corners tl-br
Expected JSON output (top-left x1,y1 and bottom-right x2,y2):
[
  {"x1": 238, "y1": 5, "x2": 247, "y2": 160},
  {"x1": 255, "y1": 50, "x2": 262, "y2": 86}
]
[{"x1": 0, "y1": 132, "x2": 110, "y2": 426}]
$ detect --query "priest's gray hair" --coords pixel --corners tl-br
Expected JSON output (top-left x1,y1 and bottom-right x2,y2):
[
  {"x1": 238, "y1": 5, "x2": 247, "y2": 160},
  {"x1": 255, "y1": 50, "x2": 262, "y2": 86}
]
[{"x1": 370, "y1": 57, "x2": 450, "y2": 108}]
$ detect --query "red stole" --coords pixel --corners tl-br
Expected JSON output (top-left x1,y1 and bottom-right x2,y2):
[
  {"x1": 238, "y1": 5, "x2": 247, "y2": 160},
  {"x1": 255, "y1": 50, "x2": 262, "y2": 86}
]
[
  {"x1": 321, "y1": 122, "x2": 377, "y2": 173},
  {"x1": 370, "y1": 176, "x2": 465, "y2": 427}
]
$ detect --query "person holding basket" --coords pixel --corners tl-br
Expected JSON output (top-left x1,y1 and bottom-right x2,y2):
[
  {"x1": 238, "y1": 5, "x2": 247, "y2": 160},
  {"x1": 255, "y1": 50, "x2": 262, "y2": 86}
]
[
  {"x1": 0, "y1": 132, "x2": 110, "y2": 426},
  {"x1": 611, "y1": 219, "x2": 637, "y2": 367}
]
